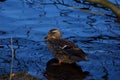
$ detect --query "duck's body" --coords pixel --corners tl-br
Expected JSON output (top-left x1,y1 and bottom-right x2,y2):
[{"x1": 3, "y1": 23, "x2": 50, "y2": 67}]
[{"x1": 44, "y1": 29, "x2": 88, "y2": 64}]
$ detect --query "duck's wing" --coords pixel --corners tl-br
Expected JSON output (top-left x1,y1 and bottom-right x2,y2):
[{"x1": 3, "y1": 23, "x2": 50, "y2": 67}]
[
  {"x1": 48, "y1": 39, "x2": 88, "y2": 61},
  {"x1": 59, "y1": 40, "x2": 88, "y2": 61},
  {"x1": 64, "y1": 47, "x2": 88, "y2": 61}
]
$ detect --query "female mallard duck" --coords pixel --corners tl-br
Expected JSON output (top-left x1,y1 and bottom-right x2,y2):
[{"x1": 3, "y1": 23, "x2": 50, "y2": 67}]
[{"x1": 44, "y1": 29, "x2": 88, "y2": 64}]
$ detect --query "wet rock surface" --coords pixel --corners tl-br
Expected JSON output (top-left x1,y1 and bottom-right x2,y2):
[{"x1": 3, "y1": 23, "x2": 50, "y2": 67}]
[
  {"x1": 45, "y1": 58, "x2": 89, "y2": 80},
  {"x1": 0, "y1": 71, "x2": 40, "y2": 80}
]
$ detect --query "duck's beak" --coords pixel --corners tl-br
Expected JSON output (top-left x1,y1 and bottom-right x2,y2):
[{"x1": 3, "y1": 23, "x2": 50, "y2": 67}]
[{"x1": 44, "y1": 36, "x2": 47, "y2": 39}]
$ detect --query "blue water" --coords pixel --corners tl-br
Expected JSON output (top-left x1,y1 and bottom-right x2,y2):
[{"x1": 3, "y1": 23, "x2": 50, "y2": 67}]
[{"x1": 0, "y1": 0, "x2": 120, "y2": 80}]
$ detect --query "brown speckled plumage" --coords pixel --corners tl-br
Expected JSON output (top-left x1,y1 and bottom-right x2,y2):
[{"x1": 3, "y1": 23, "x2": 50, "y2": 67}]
[{"x1": 44, "y1": 29, "x2": 88, "y2": 64}]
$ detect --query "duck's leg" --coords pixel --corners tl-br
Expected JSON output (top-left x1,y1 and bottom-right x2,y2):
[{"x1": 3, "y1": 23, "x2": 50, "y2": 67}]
[
  {"x1": 58, "y1": 60, "x2": 62, "y2": 65},
  {"x1": 52, "y1": 60, "x2": 62, "y2": 66}
]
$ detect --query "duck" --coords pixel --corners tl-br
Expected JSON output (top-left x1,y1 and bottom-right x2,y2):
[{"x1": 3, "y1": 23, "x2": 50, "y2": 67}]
[{"x1": 44, "y1": 29, "x2": 88, "y2": 64}]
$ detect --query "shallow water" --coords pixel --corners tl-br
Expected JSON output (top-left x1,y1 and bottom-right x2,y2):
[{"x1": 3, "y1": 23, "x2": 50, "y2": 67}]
[{"x1": 0, "y1": 0, "x2": 120, "y2": 80}]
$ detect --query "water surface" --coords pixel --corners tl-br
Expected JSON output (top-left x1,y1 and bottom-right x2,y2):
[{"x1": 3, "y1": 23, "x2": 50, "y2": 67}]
[{"x1": 0, "y1": 0, "x2": 120, "y2": 80}]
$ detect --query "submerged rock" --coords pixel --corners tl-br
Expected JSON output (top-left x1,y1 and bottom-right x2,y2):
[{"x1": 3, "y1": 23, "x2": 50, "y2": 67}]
[{"x1": 44, "y1": 58, "x2": 89, "y2": 80}]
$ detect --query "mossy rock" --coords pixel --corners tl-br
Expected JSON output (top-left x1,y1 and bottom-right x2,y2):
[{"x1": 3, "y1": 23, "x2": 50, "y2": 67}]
[{"x1": 0, "y1": 71, "x2": 40, "y2": 80}]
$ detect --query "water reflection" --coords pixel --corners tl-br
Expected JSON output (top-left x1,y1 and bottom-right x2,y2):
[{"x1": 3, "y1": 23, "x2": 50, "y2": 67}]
[{"x1": 44, "y1": 58, "x2": 89, "y2": 80}]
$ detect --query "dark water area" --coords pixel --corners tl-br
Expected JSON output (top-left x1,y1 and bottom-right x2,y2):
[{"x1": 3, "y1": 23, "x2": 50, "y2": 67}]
[{"x1": 0, "y1": 0, "x2": 120, "y2": 80}]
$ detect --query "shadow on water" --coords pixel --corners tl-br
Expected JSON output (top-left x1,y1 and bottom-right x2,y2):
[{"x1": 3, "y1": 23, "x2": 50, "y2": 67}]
[{"x1": 44, "y1": 58, "x2": 89, "y2": 80}]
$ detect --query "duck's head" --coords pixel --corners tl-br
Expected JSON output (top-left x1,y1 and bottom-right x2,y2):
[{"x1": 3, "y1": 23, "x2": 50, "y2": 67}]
[{"x1": 44, "y1": 29, "x2": 62, "y2": 40}]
